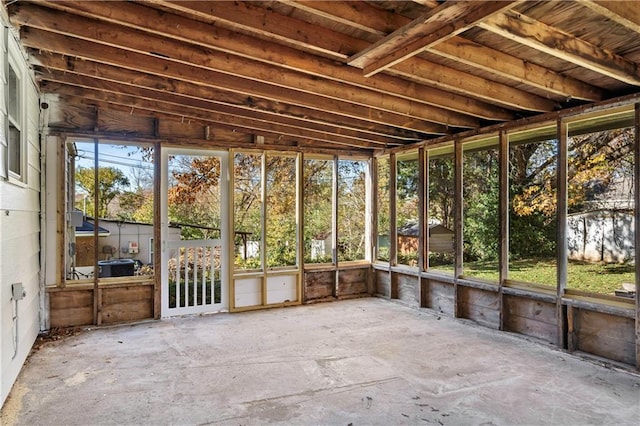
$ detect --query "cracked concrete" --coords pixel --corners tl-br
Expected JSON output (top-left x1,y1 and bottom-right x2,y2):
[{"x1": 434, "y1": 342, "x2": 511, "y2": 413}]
[{"x1": 2, "y1": 298, "x2": 639, "y2": 425}]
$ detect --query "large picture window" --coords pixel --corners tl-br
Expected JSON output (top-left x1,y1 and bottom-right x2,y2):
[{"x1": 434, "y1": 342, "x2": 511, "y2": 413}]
[
  {"x1": 68, "y1": 141, "x2": 155, "y2": 281},
  {"x1": 462, "y1": 138, "x2": 499, "y2": 281},
  {"x1": 507, "y1": 127, "x2": 558, "y2": 288},
  {"x1": 233, "y1": 152, "x2": 263, "y2": 270},
  {"x1": 337, "y1": 158, "x2": 368, "y2": 262},
  {"x1": 304, "y1": 156, "x2": 334, "y2": 264},
  {"x1": 566, "y1": 116, "x2": 636, "y2": 296},
  {"x1": 427, "y1": 147, "x2": 455, "y2": 274},
  {"x1": 266, "y1": 154, "x2": 298, "y2": 268},
  {"x1": 375, "y1": 156, "x2": 390, "y2": 262},
  {"x1": 396, "y1": 152, "x2": 419, "y2": 267}
]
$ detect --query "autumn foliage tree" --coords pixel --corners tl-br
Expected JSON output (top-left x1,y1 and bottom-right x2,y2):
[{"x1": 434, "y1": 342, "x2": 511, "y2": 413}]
[
  {"x1": 75, "y1": 166, "x2": 130, "y2": 218},
  {"x1": 509, "y1": 127, "x2": 634, "y2": 259}
]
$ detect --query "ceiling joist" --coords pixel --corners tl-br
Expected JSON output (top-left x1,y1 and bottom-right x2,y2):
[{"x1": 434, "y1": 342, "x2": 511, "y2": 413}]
[
  {"x1": 349, "y1": 1, "x2": 520, "y2": 77},
  {"x1": 479, "y1": 10, "x2": 640, "y2": 86}
]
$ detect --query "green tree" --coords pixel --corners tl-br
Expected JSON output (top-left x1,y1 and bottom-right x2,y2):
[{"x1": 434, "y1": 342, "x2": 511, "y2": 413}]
[
  {"x1": 304, "y1": 159, "x2": 333, "y2": 263},
  {"x1": 75, "y1": 166, "x2": 130, "y2": 218}
]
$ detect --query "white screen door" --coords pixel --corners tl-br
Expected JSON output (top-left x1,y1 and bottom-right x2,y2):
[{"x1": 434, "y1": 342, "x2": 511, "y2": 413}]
[{"x1": 161, "y1": 149, "x2": 229, "y2": 316}]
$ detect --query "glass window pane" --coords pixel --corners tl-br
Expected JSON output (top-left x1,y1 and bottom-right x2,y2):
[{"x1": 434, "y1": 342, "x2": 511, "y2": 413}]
[
  {"x1": 70, "y1": 142, "x2": 155, "y2": 280},
  {"x1": 376, "y1": 156, "x2": 390, "y2": 262},
  {"x1": 428, "y1": 151, "x2": 455, "y2": 274},
  {"x1": 8, "y1": 124, "x2": 21, "y2": 175},
  {"x1": 508, "y1": 135, "x2": 557, "y2": 287},
  {"x1": 463, "y1": 141, "x2": 499, "y2": 281},
  {"x1": 234, "y1": 152, "x2": 263, "y2": 270},
  {"x1": 566, "y1": 125, "x2": 635, "y2": 296},
  {"x1": 266, "y1": 155, "x2": 297, "y2": 267},
  {"x1": 304, "y1": 158, "x2": 333, "y2": 264},
  {"x1": 397, "y1": 153, "x2": 419, "y2": 267},
  {"x1": 338, "y1": 159, "x2": 367, "y2": 262},
  {"x1": 8, "y1": 65, "x2": 18, "y2": 121}
]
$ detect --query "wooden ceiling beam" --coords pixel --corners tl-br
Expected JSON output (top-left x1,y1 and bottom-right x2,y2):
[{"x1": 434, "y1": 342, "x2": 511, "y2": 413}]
[
  {"x1": 281, "y1": 1, "x2": 394, "y2": 37},
  {"x1": 349, "y1": 1, "x2": 520, "y2": 77},
  {"x1": 479, "y1": 10, "x2": 640, "y2": 86},
  {"x1": 287, "y1": 0, "x2": 605, "y2": 102},
  {"x1": 10, "y1": 4, "x2": 477, "y2": 128},
  {"x1": 388, "y1": 59, "x2": 555, "y2": 113},
  {"x1": 49, "y1": 95, "x2": 365, "y2": 153},
  {"x1": 34, "y1": 0, "x2": 512, "y2": 121},
  {"x1": 142, "y1": 0, "x2": 558, "y2": 112},
  {"x1": 34, "y1": 53, "x2": 429, "y2": 141},
  {"x1": 431, "y1": 38, "x2": 604, "y2": 102},
  {"x1": 37, "y1": 69, "x2": 406, "y2": 147},
  {"x1": 144, "y1": 0, "x2": 354, "y2": 60},
  {"x1": 42, "y1": 81, "x2": 385, "y2": 150},
  {"x1": 18, "y1": 28, "x2": 449, "y2": 136},
  {"x1": 581, "y1": 1, "x2": 640, "y2": 35}
]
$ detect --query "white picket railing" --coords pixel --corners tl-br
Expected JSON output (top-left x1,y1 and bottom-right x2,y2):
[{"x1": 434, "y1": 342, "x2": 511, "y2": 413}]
[{"x1": 165, "y1": 239, "x2": 223, "y2": 315}]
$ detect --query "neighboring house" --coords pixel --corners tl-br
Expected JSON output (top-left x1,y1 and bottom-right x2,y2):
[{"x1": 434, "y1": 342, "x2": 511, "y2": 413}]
[
  {"x1": 0, "y1": 22, "x2": 42, "y2": 406},
  {"x1": 567, "y1": 175, "x2": 635, "y2": 263},
  {"x1": 310, "y1": 232, "x2": 332, "y2": 261},
  {"x1": 396, "y1": 221, "x2": 455, "y2": 255},
  {"x1": 567, "y1": 209, "x2": 635, "y2": 263},
  {"x1": 74, "y1": 217, "x2": 181, "y2": 269}
]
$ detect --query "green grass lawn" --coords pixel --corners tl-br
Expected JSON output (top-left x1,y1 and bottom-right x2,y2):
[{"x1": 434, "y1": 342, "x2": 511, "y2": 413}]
[{"x1": 429, "y1": 258, "x2": 635, "y2": 296}]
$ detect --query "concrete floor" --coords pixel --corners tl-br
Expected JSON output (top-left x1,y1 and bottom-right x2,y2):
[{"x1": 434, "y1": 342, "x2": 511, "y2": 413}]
[{"x1": 2, "y1": 298, "x2": 639, "y2": 425}]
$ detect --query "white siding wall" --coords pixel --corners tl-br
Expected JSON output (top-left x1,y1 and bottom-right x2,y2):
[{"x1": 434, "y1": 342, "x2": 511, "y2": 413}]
[{"x1": 0, "y1": 23, "x2": 41, "y2": 407}]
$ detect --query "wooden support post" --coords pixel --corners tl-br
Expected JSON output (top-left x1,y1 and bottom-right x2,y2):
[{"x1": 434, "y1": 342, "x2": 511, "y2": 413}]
[
  {"x1": 332, "y1": 155, "x2": 339, "y2": 297},
  {"x1": 454, "y1": 138, "x2": 463, "y2": 318},
  {"x1": 365, "y1": 156, "x2": 373, "y2": 265},
  {"x1": 556, "y1": 118, "x2": 569, "y2": 349},
  {"x1": 418, "y1": 147, "x2": 427, "y2": 273},
  {"x1": 389, "y1": 153, "x2": 398, "y2": 299},
  {"x1": 421, "y1": 148, "x2": 430, "y2": 308},
  {"x1": 229, "y1": 149, "x2": 237, "y2": 311},
  {"x1": 370, "y1": 156, "x2": 379, "y2": 294},
  {"x1": 261, "y1": 152, "x2": 267, "y2": 306},
  {"x1": 153, "y1": 141, "x2": 162, "y2": 319},
  {"x1": 93, "y1": 139, "x2": 100, "y2": 325},
  {"x1": 498, "y1": 130, "x2": 509, "y2": 330},
  {"x1": 634, "y1": 103, "x2": 640, "y2": 369},
  {"x1": 389, "y1": 153, "x2": 397, "y2": 268},
  {"x1": 57, "y1": 137, "x2": 66, "y2": 288},
  {"x1": 296, "y1": 152, "x2": 303, "y2": 302}
]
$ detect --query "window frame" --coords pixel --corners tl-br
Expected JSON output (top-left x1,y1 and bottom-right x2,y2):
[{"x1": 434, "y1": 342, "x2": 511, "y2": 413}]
[
  {"x1": 5, "y1": 41, "x2": 26, "y2": 184},
  {"x1": 336, "y1": 155, "x2": 371, "y2": 264}
]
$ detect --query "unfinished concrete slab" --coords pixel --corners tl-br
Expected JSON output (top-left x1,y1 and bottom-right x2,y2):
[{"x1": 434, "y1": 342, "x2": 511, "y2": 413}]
[{"x1": 2, "y1": 298, "x2": 639, "y2": 425}]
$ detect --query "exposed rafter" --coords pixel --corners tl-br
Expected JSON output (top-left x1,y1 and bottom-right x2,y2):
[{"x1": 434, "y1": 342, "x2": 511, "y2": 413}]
[
  {"x1": 292, "y1": 0, "x2": 604, "y2": 102},
  {"x1": 348, "y1": 1, "x2": 520, "y2": 77},
  {"x1": 479, "y1": 10, "x2": 640, "y2": 86}
]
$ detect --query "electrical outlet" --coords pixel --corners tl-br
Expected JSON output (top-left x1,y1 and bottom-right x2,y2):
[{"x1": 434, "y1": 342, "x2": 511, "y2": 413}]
[{"x1": 12, "y1": 283, "x2": 26, "y2": 301}]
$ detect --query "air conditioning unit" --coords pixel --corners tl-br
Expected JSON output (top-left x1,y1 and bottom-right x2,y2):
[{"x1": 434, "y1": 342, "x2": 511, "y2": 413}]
[{"x1": 98, "y1": 259, "x2": 135, "y2": 277}]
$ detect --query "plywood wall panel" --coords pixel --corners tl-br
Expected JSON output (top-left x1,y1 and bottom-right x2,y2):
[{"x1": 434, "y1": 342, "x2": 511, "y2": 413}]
[
  {"x1": 375, "y1": 269, "x2": 391, "y2": 297},
  {"x1": 458, "y1": 287, "x2": 500, "y2": 329},
  {"x1": 426, "y1": 279, "x2": 455, "y2": 316},
  {"x1": 101, "y1": 285, "x2": 154, "y2": 324},
  {"x1": 396, "y1": 273, "x2": 419, "y2": 307},
  {"x1": 503, "y1": 295, "x2": 557, "y2": 344},
  {"x1": 49, "y1": 290, "x2": 93, "y2": 328},
  {"x1": 304, "y1": 270, "x2": 335, "y2": 301},
  {"x1": 574, "y1": 309, "x2": 635, "y2": 366},
  {"x1": 338, "y1": 268, "x2": 368, "y2": 296}
]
